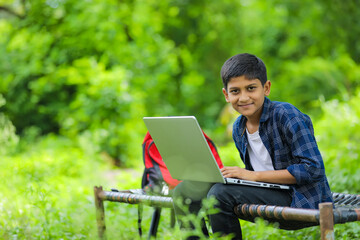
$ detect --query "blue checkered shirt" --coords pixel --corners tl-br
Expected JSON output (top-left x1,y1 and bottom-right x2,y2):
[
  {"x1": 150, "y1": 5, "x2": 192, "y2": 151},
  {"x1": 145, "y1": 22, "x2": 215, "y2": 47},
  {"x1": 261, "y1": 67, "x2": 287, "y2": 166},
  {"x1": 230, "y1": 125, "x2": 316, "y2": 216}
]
[{"x1": 232, "y1": 97, "x2": 333, "y2": 209}]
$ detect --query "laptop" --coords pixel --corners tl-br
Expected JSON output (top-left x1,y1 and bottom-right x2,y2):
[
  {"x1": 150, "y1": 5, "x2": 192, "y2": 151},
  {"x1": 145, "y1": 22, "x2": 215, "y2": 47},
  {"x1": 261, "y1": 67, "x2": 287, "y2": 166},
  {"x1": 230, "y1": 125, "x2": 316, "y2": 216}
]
[{"x1": 143, "y1": 116, "x2": 290, "y2": 190}]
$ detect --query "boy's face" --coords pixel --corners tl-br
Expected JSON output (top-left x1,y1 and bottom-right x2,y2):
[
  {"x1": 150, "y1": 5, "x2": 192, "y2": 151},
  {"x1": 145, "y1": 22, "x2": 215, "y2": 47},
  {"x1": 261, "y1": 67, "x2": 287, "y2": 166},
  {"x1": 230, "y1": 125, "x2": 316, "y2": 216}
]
[{"x1": 222, "y1": 75, "x2": 271, "y2": 122}]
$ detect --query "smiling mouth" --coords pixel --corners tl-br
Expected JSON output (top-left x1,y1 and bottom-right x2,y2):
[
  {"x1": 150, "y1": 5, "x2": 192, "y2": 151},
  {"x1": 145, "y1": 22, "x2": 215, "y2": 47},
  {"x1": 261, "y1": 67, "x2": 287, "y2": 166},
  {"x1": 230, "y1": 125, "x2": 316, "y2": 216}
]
[{"x1": 238, "y1": 103, "x2": 253, "y2": 107}]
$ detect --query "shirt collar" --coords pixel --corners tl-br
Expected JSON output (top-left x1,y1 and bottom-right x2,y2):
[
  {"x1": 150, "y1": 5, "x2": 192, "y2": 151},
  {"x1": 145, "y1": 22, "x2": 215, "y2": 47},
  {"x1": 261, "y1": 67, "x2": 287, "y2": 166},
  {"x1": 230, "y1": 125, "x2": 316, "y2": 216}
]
[{"x1": 260, "y1": 97, "x2": 271, "y2": 123}]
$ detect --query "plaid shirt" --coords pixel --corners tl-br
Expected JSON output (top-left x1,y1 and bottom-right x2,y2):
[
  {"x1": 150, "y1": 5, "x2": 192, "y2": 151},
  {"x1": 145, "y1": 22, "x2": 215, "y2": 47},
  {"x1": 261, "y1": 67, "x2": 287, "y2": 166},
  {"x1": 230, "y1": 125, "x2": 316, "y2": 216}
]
[{"x1": 232, "y1": 97, "x2": 333, "y2": 209}]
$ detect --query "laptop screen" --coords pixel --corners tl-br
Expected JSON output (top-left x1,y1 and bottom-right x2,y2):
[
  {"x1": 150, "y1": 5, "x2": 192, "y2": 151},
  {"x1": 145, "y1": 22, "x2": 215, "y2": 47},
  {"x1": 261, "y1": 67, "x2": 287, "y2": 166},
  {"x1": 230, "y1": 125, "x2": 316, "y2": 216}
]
[{"x1": 143, "y1": 116, "x2": 226, "y2": 183}]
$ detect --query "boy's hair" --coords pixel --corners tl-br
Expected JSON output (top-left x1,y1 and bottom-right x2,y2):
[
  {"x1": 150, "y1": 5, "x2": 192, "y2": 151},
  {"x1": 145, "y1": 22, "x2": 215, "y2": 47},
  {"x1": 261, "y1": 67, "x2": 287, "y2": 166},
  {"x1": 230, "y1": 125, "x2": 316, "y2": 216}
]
[{"x1": 221, "y1": 53, "x2": 267, "y2": 90}]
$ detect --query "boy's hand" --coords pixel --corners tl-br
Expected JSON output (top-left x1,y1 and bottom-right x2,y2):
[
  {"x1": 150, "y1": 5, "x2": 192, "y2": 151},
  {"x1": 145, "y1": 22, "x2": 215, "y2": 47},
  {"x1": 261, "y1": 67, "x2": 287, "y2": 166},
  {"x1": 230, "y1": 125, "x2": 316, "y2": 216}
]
[
  {"x1": 221, "y1": 166, "x2": 298, "y2": 184},
  {"x1": 221, "y1": 166, "x2": 255, "y2": 181}
]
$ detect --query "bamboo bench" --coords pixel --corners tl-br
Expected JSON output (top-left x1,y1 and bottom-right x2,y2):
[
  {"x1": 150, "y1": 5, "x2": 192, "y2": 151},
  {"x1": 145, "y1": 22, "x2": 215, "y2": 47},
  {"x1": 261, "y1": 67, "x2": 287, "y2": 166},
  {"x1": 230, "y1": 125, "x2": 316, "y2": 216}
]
[{"x1": 94, "y1": 186, "x2": 360, "y2": 240}]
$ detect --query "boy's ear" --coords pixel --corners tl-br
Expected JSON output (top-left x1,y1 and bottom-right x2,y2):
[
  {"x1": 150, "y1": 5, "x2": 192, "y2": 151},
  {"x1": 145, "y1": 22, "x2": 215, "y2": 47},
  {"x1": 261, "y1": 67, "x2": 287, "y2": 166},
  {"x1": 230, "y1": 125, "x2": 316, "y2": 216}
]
[
  {"x1": 222, "y1": 88, "x2": 230, "y2": 102},
  {"x1": 264, "y1": 80, "x2": 271, "y2": 96}
]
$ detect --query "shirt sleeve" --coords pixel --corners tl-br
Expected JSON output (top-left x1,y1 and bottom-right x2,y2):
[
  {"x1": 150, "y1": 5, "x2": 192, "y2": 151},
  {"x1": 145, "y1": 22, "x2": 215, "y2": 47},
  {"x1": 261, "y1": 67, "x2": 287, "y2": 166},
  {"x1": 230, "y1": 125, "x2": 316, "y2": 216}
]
[{"x1": 284, "y1": 116, "x2": 326, "y2": 185}]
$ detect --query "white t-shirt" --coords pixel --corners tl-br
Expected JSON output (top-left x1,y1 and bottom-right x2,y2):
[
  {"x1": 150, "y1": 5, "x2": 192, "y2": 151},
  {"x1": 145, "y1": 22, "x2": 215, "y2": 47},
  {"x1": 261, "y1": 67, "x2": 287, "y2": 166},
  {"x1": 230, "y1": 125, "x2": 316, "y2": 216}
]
[{"x1": 246, "y1": 129, "x2": 274, "y2": 171}]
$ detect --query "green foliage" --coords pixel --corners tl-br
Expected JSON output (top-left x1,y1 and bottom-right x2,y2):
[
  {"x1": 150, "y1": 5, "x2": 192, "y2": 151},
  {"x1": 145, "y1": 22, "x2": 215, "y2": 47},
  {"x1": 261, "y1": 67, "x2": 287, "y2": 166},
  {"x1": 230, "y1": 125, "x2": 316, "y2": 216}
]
[
  {"x1": 315, "y1": 90, "x2": 360, "y2": 194},
  {"x1": 1, "y1": 129, "x2": 360, "y2": 239},
  {"x1": 0, "y1": 135, "x2": 145, "y2": 239},
  {"x1": 53, "y1": 58, "x2": 146, "y2": 166},
  {"x1": 1, "y1": 0, "x2": 360, "y2": 238},
  {"x1": 1, "y1": 0, "x2": 360, "y2": 165},
  {"x1": 234, "y1": 0, "x2": 360, "y2": 114},
  {"x1": 272, "y1": 55, "x2": 360, "y2": 114},
  {"x1": 217, "y1": 141, "x2": 244, "y2": 167},
  {"x1": 0, "y1": 0, "x2": 241, "y2": 164},
  {"x1": 0, "y1": 93, "x2": 19, "y2": 155}
]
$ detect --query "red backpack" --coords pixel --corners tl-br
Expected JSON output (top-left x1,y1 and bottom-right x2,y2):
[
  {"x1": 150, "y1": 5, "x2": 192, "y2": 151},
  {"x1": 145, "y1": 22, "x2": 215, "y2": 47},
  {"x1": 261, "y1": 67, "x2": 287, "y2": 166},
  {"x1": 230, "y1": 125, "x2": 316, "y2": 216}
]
[{"x1": 141, "y1": 131, "x2": 224, "y2": 195}]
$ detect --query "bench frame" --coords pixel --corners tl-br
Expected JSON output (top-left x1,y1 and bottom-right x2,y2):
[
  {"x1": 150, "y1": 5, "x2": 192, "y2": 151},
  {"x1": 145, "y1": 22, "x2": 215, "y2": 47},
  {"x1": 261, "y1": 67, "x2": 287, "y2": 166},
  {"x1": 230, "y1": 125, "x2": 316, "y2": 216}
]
[{"x1": 94, "y1": 186, "x2": 360, "y2": 240}]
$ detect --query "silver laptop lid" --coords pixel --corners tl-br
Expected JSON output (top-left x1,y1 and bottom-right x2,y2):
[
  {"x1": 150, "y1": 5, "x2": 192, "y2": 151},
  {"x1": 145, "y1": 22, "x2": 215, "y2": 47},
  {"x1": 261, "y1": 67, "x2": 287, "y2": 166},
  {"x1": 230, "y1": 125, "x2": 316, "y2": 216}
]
[{"x1": 143, "y1": 116, "x2": 226, "y2": 183}]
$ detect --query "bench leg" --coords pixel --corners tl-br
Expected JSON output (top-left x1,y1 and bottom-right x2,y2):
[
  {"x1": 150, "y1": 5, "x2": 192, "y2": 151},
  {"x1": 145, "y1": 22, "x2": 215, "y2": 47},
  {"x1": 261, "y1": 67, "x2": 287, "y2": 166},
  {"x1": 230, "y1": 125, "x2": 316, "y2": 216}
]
[
  {"x1": 94, "y1": 186, "x2": 106, "y2": 240},
  {"x1": 319, "y1": 202, "x2": 334, "y2": 240},
  {"x1": 149, "y1": 207, "x2": 162, "y2": 239}
]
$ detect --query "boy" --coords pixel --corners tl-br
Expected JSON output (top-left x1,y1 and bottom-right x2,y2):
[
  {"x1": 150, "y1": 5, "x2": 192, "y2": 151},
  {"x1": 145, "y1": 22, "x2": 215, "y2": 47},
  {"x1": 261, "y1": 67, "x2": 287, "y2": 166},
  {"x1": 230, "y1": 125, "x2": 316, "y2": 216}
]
[{"x1": 173, "y1": 53, "x2": 333, "y2": 240}]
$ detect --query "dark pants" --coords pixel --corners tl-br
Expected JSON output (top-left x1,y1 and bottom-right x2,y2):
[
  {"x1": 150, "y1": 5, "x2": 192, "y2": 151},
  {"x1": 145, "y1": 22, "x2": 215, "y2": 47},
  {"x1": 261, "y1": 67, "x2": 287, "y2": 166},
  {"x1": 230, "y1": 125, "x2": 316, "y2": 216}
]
[{"x1": 172, "y1": 181, "x2": 292, "y2": 240}]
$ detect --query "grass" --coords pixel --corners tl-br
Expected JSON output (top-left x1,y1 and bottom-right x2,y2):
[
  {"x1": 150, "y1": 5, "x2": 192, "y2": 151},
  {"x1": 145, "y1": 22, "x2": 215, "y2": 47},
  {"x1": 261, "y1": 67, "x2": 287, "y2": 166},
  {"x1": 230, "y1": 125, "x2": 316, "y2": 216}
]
[{"x1": 0, "y1": 135, "x2": 359, "y2": 239}]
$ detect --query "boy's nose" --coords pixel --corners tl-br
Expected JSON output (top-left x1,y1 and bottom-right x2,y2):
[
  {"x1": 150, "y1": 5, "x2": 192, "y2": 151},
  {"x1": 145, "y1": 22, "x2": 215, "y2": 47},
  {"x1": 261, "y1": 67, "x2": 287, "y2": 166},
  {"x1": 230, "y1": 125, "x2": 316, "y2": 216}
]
[{"x1": 238, "y1": 93, "x2": 249, "y2": 102}]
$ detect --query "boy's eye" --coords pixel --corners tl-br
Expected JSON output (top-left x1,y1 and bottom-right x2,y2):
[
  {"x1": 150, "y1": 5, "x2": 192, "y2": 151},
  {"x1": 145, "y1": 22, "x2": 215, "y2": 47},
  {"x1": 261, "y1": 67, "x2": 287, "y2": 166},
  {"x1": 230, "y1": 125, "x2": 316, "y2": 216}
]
[
  {"x1": 248, "y1": 86, "x2": 256, "y2": 91},
  {"x1": 230, "y1": 89, "x2": 239, "y2": 94}
]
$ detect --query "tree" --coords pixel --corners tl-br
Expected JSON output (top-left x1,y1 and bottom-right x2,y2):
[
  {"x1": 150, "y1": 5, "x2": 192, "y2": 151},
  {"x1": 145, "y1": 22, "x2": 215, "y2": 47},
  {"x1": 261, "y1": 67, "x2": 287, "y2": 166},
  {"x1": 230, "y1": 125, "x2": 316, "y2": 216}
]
[{"x1": 1, "y1": 0, "x2": 359, "y2": 165}]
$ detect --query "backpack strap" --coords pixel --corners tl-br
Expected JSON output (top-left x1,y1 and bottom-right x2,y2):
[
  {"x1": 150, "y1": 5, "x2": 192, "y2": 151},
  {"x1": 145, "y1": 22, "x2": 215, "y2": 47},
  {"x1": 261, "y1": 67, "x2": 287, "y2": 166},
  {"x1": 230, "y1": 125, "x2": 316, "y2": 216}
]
[
  {"x1": 205, "y1": 136, "x2": 218, "y2": 151},
  {"x1": 141, "y1": 140, "x2": 164, "y2": 189},
  {"x1": 138, "y1": 140, "x2": 165, "y2": 237},
  {"x1": 138, "y1": 141, "x2": 148, "y2": 237},
  {"x1": 141, "y1": 142, "x2": 149, "y2": 188},
  {"x1": 204, "y1": 133, "x2": 224, "y2": 168},
  {"x1": 147, "y1": 141, "x2": 164, "y2": 182},
  {"x1": 137, "y1": 203, "x2": 143, "y2": 236}
]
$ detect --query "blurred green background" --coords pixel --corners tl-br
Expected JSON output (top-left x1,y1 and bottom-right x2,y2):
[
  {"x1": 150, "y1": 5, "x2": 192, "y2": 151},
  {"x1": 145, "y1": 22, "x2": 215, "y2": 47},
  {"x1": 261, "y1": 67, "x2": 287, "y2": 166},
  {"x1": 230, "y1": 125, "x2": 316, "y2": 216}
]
[{"x1": 1, "y1": 0, "x2": 360, "y2": 239}]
